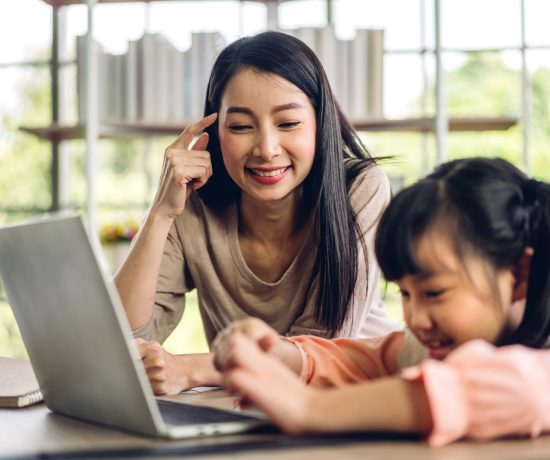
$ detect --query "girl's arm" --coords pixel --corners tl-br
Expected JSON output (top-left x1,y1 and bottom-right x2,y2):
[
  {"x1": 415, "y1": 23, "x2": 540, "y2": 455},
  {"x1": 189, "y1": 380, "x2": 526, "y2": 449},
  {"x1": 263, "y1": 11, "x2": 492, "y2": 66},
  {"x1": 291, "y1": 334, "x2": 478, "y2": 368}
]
[
  {"x1": 213, "y1": 318, "x2": 305, "y2": 377},
  {"x1": 213, "y1": 319, "x2": 405, "y2": 387},
  {"x1": 289, "y1": 332, "x2": 404, "y2": 387},
  {"x1": 221, "y1": 335, "x2": 550, "y2": 446},
  {"x1": 402, "y1": 340, "x2": 550, "y2": 446},
  {"x1": 221, "y1": 332, "x2": 432, "y2": 436}
]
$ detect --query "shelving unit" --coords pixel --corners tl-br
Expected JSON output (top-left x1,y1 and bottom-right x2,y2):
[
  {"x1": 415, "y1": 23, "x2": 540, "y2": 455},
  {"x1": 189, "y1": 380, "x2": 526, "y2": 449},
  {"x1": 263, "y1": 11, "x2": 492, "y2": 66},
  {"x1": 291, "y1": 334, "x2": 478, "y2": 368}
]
[
  {"x1": 24, "y1": 0, "x2": 522, "y2": 237},
  {"x1": 20, "y1": 116, "x2": 519, "y2": 142}
]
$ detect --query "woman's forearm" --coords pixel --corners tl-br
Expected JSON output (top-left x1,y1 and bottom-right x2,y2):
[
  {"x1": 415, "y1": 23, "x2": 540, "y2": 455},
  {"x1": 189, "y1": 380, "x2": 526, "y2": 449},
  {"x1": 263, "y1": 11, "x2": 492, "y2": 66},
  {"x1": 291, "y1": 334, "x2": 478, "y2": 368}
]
[
  {"x1": 183, "y1": 353, "x2": 224, "y2": 388},
  {"x1": 115, "y1": 207, "x2": 174, "y2": 330}
]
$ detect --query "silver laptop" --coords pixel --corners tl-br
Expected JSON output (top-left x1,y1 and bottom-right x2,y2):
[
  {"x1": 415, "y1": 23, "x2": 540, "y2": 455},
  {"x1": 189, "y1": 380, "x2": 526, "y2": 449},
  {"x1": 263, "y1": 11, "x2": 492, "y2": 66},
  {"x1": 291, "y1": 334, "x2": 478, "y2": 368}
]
[{"x1": 0, "y1": 214, "x2": 266, "y2": 438}]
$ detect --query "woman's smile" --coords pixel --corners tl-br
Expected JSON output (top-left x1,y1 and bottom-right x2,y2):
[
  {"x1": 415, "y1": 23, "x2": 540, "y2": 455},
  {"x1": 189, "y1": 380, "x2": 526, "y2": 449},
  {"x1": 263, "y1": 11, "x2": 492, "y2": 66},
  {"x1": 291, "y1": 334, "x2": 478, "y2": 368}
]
[{"x1": 246, "y1": 166, "x2": 291, "y2": 184}]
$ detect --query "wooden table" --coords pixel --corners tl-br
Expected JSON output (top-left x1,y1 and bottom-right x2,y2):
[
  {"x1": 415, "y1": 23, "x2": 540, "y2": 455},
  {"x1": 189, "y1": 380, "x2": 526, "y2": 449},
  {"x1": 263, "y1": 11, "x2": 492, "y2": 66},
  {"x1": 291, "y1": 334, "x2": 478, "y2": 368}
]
[{"x1": 1, "y1": 389, "x2": 549, "y2": 459}]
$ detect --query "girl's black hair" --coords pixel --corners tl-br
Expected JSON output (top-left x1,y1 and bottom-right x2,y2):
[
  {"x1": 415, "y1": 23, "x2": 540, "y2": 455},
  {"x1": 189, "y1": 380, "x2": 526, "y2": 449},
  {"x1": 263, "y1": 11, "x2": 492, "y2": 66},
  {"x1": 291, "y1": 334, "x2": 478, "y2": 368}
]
[
  {"x1": 375, "y1": 157, "x2": 550, "y2": 348},
  {"x1": 198, "y1": 31, "x2": 376, "y2": 336}
]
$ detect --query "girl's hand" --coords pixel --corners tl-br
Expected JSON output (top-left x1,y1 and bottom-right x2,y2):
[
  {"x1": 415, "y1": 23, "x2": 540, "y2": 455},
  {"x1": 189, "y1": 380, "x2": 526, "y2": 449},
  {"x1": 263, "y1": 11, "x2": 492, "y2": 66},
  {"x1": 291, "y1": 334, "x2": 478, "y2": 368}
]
[
  {"x1": 213, "y1": 318, "x2": 300, "y2": 374},
  {"x1": 218, "y1": 332, "x2": 315, "y2": 435},
  {"x1": 152, "y1": 113, "x2": 218, "y2": 219}
]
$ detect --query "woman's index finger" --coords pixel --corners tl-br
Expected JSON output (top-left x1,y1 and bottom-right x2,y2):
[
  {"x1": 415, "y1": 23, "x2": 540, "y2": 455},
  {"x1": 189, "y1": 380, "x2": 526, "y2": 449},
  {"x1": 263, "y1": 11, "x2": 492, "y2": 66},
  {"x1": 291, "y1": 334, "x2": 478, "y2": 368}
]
[{"x1": 170, "y1": 113, "x2": 218, "y2": 150}]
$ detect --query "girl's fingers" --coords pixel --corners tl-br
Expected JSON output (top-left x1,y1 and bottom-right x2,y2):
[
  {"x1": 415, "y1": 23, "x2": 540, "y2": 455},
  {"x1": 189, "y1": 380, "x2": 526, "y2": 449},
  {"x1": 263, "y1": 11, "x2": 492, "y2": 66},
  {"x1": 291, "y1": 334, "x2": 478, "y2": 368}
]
[
  {"x1": 213, "y1": 331, "x2": 252, "y2": 372},
  {"x1": 236, "y1": 318, "x2": 280, "y2": 352}
]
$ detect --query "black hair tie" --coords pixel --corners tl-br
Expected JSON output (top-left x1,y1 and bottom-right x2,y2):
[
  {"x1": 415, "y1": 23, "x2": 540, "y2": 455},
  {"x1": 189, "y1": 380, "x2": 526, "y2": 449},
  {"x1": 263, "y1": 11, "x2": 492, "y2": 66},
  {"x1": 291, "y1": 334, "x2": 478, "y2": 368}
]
[
  {"x1": 519, "y1": 178, "x2": 540, "y2": 243},
  {"x1": 522, "y1": 178, "x2": 539, "y2": 206}
]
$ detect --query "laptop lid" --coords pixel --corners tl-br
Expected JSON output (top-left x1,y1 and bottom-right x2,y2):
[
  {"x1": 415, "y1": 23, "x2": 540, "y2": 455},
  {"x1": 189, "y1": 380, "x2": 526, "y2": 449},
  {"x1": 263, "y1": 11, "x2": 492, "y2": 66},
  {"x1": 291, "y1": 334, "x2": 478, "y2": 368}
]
[{"x1": 0, "y1": 214, "x2": 175, "y2": 436}]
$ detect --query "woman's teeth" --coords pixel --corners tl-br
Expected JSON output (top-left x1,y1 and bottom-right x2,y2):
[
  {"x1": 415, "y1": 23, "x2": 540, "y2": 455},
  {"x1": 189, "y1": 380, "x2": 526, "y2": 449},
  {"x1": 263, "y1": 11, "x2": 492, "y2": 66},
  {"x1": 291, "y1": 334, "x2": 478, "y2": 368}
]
[{"x1": 250, "y1": 168, "x2": 287, "y2": 177}]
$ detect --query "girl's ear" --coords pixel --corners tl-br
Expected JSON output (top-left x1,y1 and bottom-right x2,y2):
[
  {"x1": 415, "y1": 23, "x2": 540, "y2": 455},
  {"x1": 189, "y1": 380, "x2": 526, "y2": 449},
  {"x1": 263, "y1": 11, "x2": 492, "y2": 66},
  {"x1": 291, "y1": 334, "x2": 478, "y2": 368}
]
[{"x1": 512, "y1": 247, "x2": 534, "y2": 302}]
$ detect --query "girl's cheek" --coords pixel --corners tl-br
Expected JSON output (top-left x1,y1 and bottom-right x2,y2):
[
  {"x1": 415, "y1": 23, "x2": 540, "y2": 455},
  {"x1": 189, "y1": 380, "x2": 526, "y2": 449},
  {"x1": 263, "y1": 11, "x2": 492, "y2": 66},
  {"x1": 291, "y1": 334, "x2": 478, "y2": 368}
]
[{"x1": 402, "y1": 304, "x2": 412, "y2": 326}]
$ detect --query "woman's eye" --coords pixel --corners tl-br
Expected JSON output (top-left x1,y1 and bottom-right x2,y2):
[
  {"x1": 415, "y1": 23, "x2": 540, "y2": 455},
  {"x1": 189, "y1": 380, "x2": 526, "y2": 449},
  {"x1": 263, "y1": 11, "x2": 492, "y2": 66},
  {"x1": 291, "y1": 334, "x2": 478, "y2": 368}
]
[
  {"x1": 229, "y1": 124, "x2": 252, "y2": 132},
  {"x1": 399, "y1": 289, "x2": 410, "y2": 300},
  {"x1": 279, "y1": 121, "x2": 300, "y2": 129}
]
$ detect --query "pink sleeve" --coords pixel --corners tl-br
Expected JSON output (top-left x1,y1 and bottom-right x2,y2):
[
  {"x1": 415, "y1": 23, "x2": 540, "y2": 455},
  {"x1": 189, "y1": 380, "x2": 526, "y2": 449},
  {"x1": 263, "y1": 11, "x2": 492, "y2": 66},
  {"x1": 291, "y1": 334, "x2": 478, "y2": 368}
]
[
  {"x1": 401, "y1": 340, "x2": 550, "y2": 446},
  {"x1": 288, "y1": 331, "x2": 404, "y2": 388}
]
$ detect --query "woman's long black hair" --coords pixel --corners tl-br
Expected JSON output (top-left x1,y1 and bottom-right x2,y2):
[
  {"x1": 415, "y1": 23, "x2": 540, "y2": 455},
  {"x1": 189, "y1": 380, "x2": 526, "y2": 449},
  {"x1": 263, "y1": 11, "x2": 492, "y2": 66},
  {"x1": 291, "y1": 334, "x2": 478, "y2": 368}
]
[
  {"x1": 197, "y1": 31, "x2": 376, "y2": 336},
  {"x1": 375, "y1": 157, "x2": 550, "y2": 348}
]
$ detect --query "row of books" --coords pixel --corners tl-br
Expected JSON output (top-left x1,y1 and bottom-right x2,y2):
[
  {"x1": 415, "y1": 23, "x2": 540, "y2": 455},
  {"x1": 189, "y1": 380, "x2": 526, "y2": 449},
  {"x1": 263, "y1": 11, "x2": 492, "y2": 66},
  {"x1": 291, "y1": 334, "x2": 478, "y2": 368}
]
[
  {"x1": 77, "y1": 31, "x2": 225, "y2": 123},
  {"x1": 288, "y1": 26, "x2": 384, "y2": 120},
  {"x1": 76, "y1": 26, "x2": 384, "y2": 124}
]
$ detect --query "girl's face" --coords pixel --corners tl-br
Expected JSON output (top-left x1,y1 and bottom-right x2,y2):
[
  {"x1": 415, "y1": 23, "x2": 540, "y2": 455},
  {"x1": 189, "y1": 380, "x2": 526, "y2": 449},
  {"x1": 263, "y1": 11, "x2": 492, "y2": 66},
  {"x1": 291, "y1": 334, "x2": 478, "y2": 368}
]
[
  {"x1": 396, "y1": 229, "x2": 523, "y2": 360},
  {"x1": 218, "y1": 69, "x2": 317, "y2": 204}
]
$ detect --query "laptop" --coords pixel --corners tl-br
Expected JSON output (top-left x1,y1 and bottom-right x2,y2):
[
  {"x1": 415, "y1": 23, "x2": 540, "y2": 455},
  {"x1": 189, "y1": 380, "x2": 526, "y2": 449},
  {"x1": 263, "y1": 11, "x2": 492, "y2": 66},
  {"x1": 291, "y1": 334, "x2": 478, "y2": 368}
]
[{"x1": 0, "y1": 214, "x2": 267, "y2": 438}]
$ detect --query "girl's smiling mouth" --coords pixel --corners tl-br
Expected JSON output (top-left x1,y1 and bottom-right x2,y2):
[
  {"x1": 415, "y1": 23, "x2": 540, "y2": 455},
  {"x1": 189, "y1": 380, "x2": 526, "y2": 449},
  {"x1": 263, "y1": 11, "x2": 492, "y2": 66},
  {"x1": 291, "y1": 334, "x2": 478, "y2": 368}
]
[{"x1": 422, "y1": 337, "x2": 455, "y2": 360}]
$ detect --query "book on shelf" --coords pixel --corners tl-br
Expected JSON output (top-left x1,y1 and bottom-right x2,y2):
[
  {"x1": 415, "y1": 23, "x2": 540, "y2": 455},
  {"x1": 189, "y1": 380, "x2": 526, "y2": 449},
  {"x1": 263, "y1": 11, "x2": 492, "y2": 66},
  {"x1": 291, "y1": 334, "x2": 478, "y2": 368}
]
[
  {"x1": 136, "y1": 33, "x2": 158, "y2": 122},
  {"x1": 76, "y1": 34, "x2": 106, "y2": 122},
  {"x1": 189, "y1": 32, "x2": 225, "y2": 120},
  {"x1": 0, "y1": 356, "x2": 43, "y2": 408},
  {"x1": 167, "y1": 41, "x2": 185, "y2": 122},
  {"x1": 349, "y1": 28, "x2": 370, "y2": 120},
  {"x1": 335, "y1": 37, "x2": 351, "y2": 115},
  {"x1": 123, "y1": 38, "x2": 139, "y2": 121},
  {"x1": 314, "y1": 25, "x2": 338, "y2": 97},
  {"x1": 367, "y1": 28, "x2": 384, "y2": 118}
]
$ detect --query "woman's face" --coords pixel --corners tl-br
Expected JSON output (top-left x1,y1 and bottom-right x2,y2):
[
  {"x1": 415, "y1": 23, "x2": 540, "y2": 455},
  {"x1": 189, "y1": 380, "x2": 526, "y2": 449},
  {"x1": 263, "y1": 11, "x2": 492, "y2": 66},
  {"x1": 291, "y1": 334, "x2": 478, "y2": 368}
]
[
  {"x1": 217, "y1": 69, "x2": 317, "y2": 204},
  {"x1": 396, "y1": 228, "x2": 523, "y2": 360}
]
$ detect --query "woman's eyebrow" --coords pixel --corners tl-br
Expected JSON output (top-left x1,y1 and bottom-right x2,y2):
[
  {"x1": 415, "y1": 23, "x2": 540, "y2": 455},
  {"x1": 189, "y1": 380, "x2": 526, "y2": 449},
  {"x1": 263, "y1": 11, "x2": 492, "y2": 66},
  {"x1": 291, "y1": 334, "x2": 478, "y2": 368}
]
[
  {"x1": 271, "y1": 102, "x2": 304, "y2": 114},
  {"x1": 225, "y1": 102, "x2": 305, "y2": 116},
  {"x1": 226, "y1": 106, "x2": 252, "y2": 115}
]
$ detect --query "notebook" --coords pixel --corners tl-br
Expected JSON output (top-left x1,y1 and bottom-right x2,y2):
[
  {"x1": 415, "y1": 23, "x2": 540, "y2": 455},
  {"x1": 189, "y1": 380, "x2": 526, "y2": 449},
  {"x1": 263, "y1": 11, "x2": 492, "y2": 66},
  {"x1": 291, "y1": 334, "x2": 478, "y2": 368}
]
[
  {"x1": 0, "y1": 356, "x2": 43, "y2": 408},
  {"x1": 0, "y1": 214, "x2": 266, "y2": 438}
]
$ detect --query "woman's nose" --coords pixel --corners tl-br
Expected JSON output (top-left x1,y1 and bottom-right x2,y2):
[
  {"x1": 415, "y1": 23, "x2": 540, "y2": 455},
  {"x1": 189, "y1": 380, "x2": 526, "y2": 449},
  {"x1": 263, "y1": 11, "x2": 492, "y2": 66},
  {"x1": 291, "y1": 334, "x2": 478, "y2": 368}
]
[{"x1": 252, "y1": 129, "x2": 281, "y2": 161}]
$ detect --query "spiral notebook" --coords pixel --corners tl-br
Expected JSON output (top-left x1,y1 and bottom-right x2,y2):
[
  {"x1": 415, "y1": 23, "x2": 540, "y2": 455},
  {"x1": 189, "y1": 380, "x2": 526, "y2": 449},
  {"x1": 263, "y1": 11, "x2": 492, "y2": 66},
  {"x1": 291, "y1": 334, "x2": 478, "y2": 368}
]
[{"x1": 0, "y1": 356, "x2": 43, "y2": 408}]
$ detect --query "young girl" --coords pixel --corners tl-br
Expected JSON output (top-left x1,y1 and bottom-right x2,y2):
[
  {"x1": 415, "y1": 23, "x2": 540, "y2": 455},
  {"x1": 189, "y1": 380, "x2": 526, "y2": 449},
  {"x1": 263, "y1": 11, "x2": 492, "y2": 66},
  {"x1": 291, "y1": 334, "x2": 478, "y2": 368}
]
[
  {"x1": 114, "y1": 31, "x2": 397, "y2": 394},
  {"x1": 213, "y1": 157, "x2": 550, "y2": 446}
]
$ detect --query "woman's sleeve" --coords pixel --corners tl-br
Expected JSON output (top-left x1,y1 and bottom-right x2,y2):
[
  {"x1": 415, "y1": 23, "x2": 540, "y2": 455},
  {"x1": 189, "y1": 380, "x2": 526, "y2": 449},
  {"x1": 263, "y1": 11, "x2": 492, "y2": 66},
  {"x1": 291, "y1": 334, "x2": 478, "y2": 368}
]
[
  {"x1": 401, "y1": 340, "x2": 550, "y2": 446},
  {"x1": 288, "y1": 331, "x2": 405, "y2": 388},
  {"x1": 344, "y1": 165, "x2": 401, "y2": 339}
]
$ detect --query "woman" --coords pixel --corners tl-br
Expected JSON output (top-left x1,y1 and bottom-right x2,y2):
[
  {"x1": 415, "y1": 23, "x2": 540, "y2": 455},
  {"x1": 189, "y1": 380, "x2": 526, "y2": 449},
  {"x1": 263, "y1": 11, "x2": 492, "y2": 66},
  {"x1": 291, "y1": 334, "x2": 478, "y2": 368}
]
[{"x1": 115, "y1": 31, "x2": 397, "y2": 394}]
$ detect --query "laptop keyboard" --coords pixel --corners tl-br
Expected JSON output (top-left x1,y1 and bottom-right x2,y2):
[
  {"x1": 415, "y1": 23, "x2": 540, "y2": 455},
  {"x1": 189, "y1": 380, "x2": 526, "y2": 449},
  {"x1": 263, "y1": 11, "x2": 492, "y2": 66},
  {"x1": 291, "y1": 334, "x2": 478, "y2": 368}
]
[{"x1": 157, "y1": 399, "x2": 259, "y2": 425}]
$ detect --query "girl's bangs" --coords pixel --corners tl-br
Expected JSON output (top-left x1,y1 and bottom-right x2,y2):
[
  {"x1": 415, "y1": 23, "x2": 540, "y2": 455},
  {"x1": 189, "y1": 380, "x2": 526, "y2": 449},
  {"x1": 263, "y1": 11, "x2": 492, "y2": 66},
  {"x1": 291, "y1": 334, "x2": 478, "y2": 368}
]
[{"x1": 375, "y1": 180, "x2": 442, "y2": 281}]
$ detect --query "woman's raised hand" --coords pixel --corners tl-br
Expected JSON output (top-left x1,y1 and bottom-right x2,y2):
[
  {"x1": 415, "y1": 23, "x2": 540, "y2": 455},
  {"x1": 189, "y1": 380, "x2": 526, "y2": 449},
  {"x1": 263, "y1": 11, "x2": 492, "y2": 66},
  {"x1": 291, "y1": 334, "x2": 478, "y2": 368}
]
[{"x1": 153, "y1": 113, "x2": 218, "y2": 219}]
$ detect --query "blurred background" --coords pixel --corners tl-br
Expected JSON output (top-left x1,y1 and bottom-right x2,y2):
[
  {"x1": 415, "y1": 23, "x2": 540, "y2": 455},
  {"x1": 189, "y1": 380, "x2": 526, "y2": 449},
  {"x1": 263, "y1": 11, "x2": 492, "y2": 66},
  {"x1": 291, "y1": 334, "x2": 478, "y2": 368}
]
[{"x1": 1, "y1": 0, "x2": 549, "y2": 358}]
